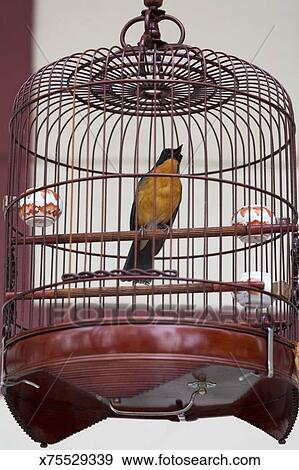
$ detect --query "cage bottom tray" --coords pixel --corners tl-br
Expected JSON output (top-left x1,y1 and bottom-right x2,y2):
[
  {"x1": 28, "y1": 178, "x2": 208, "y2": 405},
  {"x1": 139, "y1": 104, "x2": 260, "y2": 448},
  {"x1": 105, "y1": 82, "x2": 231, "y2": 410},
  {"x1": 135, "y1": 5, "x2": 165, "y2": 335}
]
[{"x1": 2, "y1": 319, "x2": 298, "y2": 445}]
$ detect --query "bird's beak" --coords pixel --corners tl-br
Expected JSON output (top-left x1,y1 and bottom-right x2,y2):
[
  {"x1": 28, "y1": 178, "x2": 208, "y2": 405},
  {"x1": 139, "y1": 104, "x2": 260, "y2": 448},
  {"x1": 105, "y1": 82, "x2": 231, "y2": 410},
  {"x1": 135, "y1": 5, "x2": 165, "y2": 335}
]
[{"x1": 174, "y1": 144, "x2": 183, "y2": 162}]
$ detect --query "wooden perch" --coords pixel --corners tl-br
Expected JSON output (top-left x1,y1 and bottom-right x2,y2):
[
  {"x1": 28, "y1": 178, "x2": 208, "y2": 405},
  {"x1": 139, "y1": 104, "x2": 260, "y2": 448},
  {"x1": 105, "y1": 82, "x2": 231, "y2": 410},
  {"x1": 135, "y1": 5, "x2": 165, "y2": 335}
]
[{"x1": 11, "y1": 224, "x2": 297, "y2": 246}]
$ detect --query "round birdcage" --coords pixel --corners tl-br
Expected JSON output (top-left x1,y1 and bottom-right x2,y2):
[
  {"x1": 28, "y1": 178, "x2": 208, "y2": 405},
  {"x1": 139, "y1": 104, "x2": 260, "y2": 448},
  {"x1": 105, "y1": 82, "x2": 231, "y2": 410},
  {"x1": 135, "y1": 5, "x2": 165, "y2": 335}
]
[{"x1": 2, "y1": 0, "x2": 298, "y2": 446}]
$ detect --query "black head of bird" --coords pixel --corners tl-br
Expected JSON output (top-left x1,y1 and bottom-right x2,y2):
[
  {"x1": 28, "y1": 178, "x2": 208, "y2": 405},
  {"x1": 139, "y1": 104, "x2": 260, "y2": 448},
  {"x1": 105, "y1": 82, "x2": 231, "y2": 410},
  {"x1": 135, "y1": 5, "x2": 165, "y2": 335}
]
[{"x1": 155, "y1": 145, "x2": 183, "y2": 167}]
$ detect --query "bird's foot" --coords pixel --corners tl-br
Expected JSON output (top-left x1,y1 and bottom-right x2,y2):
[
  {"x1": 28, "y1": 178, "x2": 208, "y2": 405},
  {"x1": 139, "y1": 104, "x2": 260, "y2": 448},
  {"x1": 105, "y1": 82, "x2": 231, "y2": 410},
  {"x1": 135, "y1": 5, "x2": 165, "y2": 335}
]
[
  {"x1": 159, "y1": 223, "x2": 170, "y2": 235},
  {"x1": 139, "y1": 225, "x2": 146, "y2": 238}
]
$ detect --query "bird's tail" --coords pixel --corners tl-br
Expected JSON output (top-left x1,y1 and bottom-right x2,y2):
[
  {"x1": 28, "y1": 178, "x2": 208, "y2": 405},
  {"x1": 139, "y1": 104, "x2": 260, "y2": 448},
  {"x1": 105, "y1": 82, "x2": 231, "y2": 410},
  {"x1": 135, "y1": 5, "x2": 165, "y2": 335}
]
[
  {"x1": 123, "y1": 239, "x2": 166, "y2": 282},
  {"x1": 123, "y1": 240, "x2": 153, "y2": 272}
]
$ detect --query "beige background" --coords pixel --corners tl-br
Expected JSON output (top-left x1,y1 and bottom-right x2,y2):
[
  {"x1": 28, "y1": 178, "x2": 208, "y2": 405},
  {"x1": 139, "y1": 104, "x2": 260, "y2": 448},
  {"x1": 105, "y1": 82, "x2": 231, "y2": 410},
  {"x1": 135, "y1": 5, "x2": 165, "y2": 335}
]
[{"x1": 0, "y1": 0, "x2": 298, "y2": 450}]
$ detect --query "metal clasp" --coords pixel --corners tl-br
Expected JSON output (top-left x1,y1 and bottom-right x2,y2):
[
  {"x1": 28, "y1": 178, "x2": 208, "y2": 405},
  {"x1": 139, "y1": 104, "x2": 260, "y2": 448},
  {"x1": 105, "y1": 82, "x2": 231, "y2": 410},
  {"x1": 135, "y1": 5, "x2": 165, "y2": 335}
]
[
  {"x1": 2, "y1": 195, "x2": 16, "y2": 215},
  {"x1": 262, "y1": 313, "x2": 274, "y2": 378}
]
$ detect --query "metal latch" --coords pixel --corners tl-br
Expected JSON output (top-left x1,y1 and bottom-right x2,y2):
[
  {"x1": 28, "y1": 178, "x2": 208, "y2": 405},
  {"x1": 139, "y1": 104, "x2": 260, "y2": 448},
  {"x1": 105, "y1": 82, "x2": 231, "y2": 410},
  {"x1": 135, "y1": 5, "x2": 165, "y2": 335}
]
[{"x1": 2, "y1": 195, "x2": 16, "y2": 214}]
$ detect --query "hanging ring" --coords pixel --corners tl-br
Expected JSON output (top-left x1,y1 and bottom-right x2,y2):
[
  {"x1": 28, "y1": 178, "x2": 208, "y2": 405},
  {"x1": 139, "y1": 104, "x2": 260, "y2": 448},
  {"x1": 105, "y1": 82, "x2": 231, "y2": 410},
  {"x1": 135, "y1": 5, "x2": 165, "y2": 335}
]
[
  {"x1": 120, "y1": 14, "x2": 186, "y2": 48},
  {"x1": 161, "y1": 14, "x2": 186, "y2": 44},
  {"x1": 120, "y1": 16, "x2": 144, "y2": 48}
]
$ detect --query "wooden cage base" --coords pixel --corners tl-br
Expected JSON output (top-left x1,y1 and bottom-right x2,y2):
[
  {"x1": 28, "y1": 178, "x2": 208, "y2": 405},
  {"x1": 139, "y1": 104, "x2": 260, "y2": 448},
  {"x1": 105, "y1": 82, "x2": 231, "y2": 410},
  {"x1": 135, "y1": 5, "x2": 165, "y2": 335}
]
[{"x1": 2, "y1": 321, "x2": 298, "y2": 445}]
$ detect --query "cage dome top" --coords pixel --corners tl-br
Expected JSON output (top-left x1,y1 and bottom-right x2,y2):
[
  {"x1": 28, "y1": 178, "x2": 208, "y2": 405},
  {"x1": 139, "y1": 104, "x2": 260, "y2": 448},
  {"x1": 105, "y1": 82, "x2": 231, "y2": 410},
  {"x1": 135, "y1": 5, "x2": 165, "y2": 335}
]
[{"x1": 13, "y1": 0, "x2": 293, "y2": 119}]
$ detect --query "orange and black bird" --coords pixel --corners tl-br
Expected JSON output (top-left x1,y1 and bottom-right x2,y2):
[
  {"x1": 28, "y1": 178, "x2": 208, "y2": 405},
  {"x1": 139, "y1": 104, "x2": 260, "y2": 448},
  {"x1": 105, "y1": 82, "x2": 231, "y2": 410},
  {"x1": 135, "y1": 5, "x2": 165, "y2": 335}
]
[{"x1": 123, "y1": 145, "x2": 183, "y2": 279}]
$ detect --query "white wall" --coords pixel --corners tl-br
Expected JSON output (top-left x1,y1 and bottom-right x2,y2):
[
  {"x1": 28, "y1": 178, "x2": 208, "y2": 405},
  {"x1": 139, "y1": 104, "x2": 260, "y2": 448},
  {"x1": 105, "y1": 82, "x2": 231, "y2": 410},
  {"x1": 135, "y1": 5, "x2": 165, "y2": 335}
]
[{"x1": 0, "y1": 0, "x2": 298, "y2": 450}]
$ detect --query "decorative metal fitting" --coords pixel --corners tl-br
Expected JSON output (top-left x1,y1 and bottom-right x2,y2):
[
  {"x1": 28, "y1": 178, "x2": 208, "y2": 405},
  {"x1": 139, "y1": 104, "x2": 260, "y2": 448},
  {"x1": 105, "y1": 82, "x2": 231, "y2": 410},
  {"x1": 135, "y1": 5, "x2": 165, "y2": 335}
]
[
  {"x1": 187, "y1": 380, "x2": 217, "y2": 397},
  {"x1": 139, "y1": 7, "x2": 166, "y2": 49}
]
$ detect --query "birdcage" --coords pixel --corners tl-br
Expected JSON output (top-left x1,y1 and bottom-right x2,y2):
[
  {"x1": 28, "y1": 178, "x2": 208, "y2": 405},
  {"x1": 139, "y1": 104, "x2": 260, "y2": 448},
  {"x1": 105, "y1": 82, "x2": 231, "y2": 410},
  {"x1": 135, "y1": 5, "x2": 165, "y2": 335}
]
[{"x1": 2, "y1": 0, "x2": 299, "y2": 446}]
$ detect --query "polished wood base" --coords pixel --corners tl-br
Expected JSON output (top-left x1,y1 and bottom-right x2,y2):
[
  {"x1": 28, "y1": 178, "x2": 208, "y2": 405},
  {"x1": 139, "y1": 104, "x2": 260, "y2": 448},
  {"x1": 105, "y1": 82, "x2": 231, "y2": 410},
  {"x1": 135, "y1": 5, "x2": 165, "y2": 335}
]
[{"x1": 2, "y1": 320, "x2": 298, "y2": 445}]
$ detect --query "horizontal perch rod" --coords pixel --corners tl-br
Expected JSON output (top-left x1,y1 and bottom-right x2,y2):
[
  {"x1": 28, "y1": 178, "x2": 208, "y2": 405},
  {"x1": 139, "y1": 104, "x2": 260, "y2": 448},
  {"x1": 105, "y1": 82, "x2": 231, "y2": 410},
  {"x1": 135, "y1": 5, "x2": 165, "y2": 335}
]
[
  {"x1": 11, "y1": 224, "x2": 297, "y2": 246},
  {"x1": 5, "y1": 281, "x2": 264, "y2": 300}
]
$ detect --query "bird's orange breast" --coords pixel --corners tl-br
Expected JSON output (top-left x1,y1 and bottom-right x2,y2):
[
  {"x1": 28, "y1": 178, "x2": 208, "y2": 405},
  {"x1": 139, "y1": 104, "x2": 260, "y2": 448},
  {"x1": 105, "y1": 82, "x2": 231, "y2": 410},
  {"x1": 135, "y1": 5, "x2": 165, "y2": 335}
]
[{"x1": 137, "y1": 159, "x2": 182, "y2": 227}]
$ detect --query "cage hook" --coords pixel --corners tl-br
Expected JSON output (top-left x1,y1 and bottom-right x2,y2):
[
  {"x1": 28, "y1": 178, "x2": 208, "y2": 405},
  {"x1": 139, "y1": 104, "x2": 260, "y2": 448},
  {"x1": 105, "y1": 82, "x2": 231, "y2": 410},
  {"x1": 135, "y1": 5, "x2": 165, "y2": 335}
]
[
  {"x1": 1, "y1": 378, "x2": 40, "y2": 390},
  {"x1": 0, "y1": 341, "x2": 40, "y2": 391},
  {"x1": 120, "y1": 1, "x2": 185, "y2": 49}
]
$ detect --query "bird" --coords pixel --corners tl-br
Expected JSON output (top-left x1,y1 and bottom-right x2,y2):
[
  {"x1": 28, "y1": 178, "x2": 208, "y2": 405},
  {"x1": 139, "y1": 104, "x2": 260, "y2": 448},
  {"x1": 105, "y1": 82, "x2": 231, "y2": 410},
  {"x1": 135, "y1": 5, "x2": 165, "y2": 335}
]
[{"x1": 123, "y1": 145, "x2": 183, "y2": 282}]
